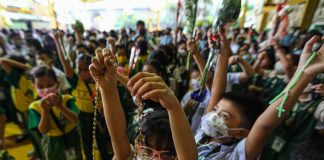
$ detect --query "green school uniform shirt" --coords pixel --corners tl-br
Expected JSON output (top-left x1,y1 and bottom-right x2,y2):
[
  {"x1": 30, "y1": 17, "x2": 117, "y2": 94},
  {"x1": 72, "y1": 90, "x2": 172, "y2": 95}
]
[
  {"x1": 4, "y1": 68, "x2": 37, "y2": 112},
  {"x1": 69, "y1": 73, "x2": 95, "y2": 113},
  {"x1": 28, "y1": 94, "x2": 79, "y2": 137},
  {"x1": 261, "y1": 98, "x2": 324, "y2": 160}
]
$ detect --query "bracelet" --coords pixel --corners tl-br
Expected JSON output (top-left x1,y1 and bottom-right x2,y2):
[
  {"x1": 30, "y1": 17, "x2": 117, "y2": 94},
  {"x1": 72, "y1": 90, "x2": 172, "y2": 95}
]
[{"x1": 269, "y1": 52, "x2": 317, "y2": 118}]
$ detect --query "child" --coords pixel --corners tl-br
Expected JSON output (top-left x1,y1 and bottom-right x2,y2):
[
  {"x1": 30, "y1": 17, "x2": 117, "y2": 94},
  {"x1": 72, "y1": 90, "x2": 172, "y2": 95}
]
[
  {"x1": 142, "y1": 60, "x2": 167, "y2": 82},
  {"x1": 196, "y1": 28, "x2": 324, "y2": 159},
  {"x1": 0, "y1": 54, "x2": 44, "y2": 159},
  {"x1": 261, "y1": 76, "x2": 324, "y2": 160},
  {"x1": 89, "y1": 48, "x2": 197, "y2": 159},
  {"x1": 54, "y1": 32, "x2": 113, "y2": 159},
  {"x1": 35, "y1": 49, "x2": 71, "y2": 93},
  {"x1": 28, "y1": 66, "x2": 82, "y2": 160},
  {"x1": 115, "y1": 44, "x2": 129, "y2": 68}
]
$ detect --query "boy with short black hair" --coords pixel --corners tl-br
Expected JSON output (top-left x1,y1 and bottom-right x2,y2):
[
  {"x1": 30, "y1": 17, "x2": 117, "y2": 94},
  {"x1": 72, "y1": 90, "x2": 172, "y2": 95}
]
[{"x1": 196, "y1": 29, "x2": 324, "y2": 160}]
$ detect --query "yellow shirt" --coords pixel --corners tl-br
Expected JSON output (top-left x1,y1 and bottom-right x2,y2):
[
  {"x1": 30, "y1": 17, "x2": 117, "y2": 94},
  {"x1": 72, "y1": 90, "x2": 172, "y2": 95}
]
[
  {"x1": 5, "y1": 69, "x2": 37, "y2": 112},
  {"x1": 69, "y1": 73, "x2": 95, "y2": 113},
  {"x1": 28, "y1": 94, "x2": 78, "y2": 137}
]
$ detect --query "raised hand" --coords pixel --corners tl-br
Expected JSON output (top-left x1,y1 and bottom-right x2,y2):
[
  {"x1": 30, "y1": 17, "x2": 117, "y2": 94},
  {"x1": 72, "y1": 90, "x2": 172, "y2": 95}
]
[
  {"x1": 218, "y1": 27, "x2": 232, "y2": 57},
  {"x1": 303, "y1": 36, "x2": 324, "y2": 76},
  {"x1": 127, "y1": 72, "x2": 180, "y2": 110},
  {"x1": 312, "y1": 84, "x2": 324, "y2": 97},
  {"x1": 228, "y1": 55, "x2": 241, "y2": 65},
  {"x1": 89, "y1": 48, "x2": 118, "y2": 88},
  {"x1": 187, "y1": 39, "x2": 198, "y2": 55}
]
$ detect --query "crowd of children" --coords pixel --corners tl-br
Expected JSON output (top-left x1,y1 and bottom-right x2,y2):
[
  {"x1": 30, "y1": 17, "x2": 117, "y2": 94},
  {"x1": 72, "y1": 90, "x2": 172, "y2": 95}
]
[{"x1": 0, "y1": 19, "x2": 323, "y2": 160}]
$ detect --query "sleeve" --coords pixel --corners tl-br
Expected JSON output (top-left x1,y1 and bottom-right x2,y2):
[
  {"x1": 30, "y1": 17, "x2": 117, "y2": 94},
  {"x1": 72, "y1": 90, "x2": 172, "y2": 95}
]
[
  {"x1": 227, "y1": 72, "x2": 241, "y2": 85},
  {"x1": 229, "y1": 138, "x2": 261, "y2": 160},
  {"x1": 181, "y1": 92, "x2": 191, "y2": 108},
  {"x1": 195, "y1": 113, "x2": 208, "y2": 142},
  {"x1": 194, "y1": 128, "x2": 205, "y2": 143},
  {"x1": 66, "y1": 97, "x2": 79, "y2": 114},
  {"x1": 4, "y1": 68, "x2": 22, "y2": 88},
  {"x1": 28, "y1": 108, "x2": 41, "y2": 130},
  {"x1": 68, "y1": 73, "x2": 79, "y2": 89},
  {"x1": 229, "y1": 138, "x2": 247, "y2": 160}
]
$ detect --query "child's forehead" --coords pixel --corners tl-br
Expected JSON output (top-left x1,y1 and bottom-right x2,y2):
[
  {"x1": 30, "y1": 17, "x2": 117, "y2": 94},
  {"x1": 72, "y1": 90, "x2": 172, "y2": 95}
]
[
  {"x1": 35, "y1": 76, "x2": 56, "y2": 85},
  {"x1": 217, "y1": 99, "x2": 241, "y2": 115}
]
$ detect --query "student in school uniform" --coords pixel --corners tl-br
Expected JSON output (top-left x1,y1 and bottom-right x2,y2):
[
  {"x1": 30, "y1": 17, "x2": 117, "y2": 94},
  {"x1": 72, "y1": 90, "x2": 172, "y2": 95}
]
[
  {"x1": 195, "y1": 30, "x2": 324, "y2": 159},
  {"x1": 89, "y1": 48, "x2": 197, "y2": 160},
  {"x1": 54, "y1": 32, "x2": 113, "y2": 159},
  {"x1": 28, "y1": 66, "x2": 82, "y2": 160},
  {"x1": 261, "y1": 76, "x2": 324, "y2": 160},
  {"x1": 0, "y1": 54, "x2": 44, "y2": 159}
]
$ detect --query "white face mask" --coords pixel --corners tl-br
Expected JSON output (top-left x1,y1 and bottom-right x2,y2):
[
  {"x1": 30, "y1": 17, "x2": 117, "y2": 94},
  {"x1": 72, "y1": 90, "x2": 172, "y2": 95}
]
[
  {"x1": 178, "y1": 49, "x2": 187, "y2": 57},
  {"x1": 202, "y1": 112, "x2": 229, "y2": 138},
  {"x1": 36, "y1": 59, "x2": 51, "y2": 67},
  {"x1": 274, "y1": 62, "x2": 285, "y2": 74},
  {"x1": 190, "y1": 79, "x2": 200, "y2": 91}
]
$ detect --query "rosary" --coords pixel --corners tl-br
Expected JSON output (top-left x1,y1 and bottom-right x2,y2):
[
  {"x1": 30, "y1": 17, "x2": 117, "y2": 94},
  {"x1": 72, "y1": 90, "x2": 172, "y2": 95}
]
[
  {"x1": 92, "y1": 47, "x2": 144, "y2": 160},
  {"x1": 270, "y1": 51, "x2": 317, "y2": 118}
]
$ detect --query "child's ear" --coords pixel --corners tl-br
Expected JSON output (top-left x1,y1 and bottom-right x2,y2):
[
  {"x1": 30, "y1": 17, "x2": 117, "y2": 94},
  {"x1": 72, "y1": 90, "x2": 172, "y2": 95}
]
[{"x1": 229, "y1": 128, "x2": 249, "y2": 140}]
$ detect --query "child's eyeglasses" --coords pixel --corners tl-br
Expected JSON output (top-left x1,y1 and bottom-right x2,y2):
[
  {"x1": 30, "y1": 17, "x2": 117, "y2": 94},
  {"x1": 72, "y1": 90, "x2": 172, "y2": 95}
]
[{"x1": 136, "y1": 145, "x2": 176, "y2": 160}]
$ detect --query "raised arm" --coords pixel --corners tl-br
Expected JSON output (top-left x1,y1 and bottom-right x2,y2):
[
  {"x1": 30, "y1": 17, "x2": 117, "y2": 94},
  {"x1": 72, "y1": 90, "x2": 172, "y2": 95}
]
[
  {"x1": 0, "y1": 58, "x2": 30, "y2": 74},
  {"x1": 73, "y1": 26, "x2": 83, "y2": 45},
  {"x1": 252, "y1": 52, "x2": 266, "y2": 76},
  {"x1": 272, "y1": 39, "x2": 294, "y2": 78},
  {"x1": 128, "y1": 72, "x2": 197, "y2": 160},
  {"x1": 89, "y1": 48, "x2": 131, "y2": 159},
  {"x1": 206, "y1": 29, "x2": 232, "y2": 113},
  {"x1": 246, "y1": 36, "x2": 324, "y2": 160},
  {"x1": 54, "y1": 31, "x2": 74, "y2": 79},
  {"x1": 229, "y1": 55, "x2": 255, "y2": 83},
  {"x1": 188, "y1": 39, "x2": 206, "y2": 74}
]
